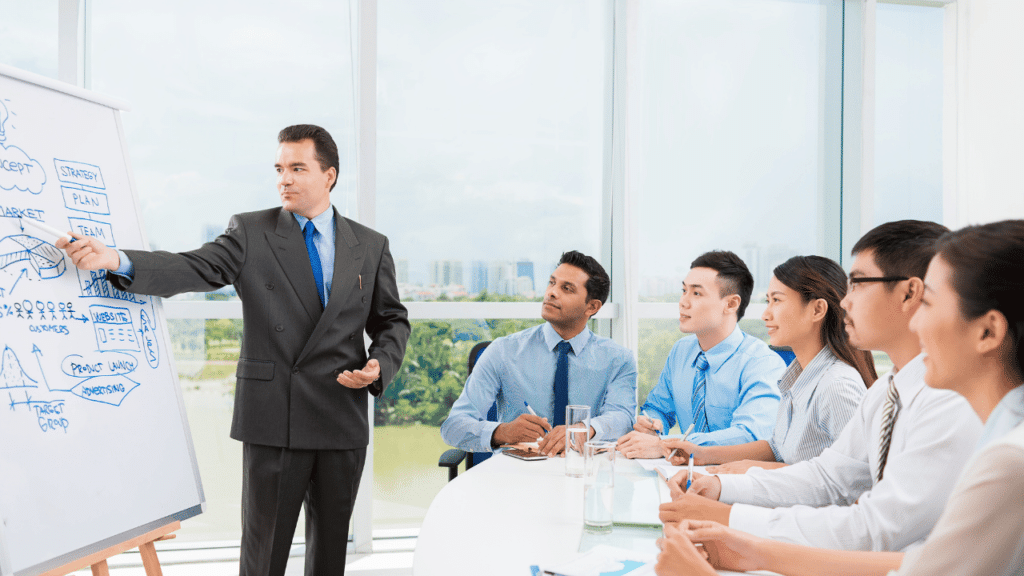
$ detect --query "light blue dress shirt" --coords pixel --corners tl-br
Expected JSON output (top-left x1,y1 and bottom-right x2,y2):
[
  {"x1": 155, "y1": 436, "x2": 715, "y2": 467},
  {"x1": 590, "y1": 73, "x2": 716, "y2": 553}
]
[
  {"x1": 641, "y1": 326, "x2": 785, "y2": 446},
  {"x1": 114, "y1": 207, "x2": 337, "y2": 301},
  {"x1": 768, "y1": 347, "x2": 866, "y2": 464},
  {"x1": 440, "y1": 322, "x2": 638, "y2": 452}
]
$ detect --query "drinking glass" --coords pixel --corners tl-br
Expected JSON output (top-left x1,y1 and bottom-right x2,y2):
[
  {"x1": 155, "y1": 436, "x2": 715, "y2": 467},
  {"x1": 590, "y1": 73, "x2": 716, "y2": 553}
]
[
  {"x1": 583, "y1": 441, "x2": 616, "y2": 533},
  {"x1": 564, "y1": 405, "x2": 591, "y2": 477}
]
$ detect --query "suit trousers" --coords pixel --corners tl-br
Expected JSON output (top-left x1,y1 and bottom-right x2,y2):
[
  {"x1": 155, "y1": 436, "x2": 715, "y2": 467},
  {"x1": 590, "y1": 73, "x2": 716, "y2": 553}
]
[{"x1": 240, "y1": 442, "x2": 367, "y2": 576}]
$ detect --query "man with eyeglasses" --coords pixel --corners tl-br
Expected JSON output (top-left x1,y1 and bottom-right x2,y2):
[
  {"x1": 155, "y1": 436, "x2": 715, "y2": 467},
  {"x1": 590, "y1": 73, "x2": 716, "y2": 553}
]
[{"x1": 659, "y1": 220, "x2": 984, "y2": 553}]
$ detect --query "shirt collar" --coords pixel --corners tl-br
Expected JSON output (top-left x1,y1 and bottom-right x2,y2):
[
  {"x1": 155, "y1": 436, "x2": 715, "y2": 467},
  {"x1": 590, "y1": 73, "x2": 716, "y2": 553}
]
[
  {"x1": 978, "y1": 384, "x2": 1024, "y2": 449},
  {"x1": 695, "y1": 325, "x2": 745, "y2": 373},
  {"x1": 889, "y1": 353, "x2": 927, "y2": 397},
  {"x1": 542, "y1": 322, "x2": 592, "y2": 355},
  {"x1": 780, "y1": 346, "x2": 838, "y2": 401},
  {"x1": 292, "y1": 206, "x2": 335, "y2": 236}
]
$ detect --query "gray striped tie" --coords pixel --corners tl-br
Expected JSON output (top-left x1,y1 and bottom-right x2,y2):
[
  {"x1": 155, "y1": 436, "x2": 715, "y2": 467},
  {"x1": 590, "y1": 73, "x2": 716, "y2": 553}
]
[{"x1": 877, "y1": 374, "x2": 901, "y2": 482}]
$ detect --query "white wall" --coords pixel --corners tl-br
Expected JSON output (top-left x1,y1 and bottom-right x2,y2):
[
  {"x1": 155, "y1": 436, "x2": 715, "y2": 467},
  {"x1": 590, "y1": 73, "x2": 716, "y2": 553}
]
[{"x1": 956, "y1": 0, "x2": 1024, "y2": 226}]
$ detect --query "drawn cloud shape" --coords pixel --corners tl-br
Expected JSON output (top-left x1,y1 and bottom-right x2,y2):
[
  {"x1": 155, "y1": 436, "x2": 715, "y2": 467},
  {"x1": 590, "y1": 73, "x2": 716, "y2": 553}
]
[
  {"x1": 0, "y1": 143, "x2": 47, "y2": 194},
  {"x1": 0, "y1": 100, "x2": 8, "y2": 142}
]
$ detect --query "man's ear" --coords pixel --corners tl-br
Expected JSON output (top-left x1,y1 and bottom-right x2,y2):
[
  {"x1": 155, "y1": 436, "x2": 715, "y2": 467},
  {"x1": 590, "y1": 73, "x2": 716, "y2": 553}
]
[
  {"x1": 585, "y1": 299, "x2": 603, "y2": 319},
  {"x1": 901, "y1": 277, "x2": 925, "y2": 312},
  {"x1": 326, "y1": 166, "x2": 337, "y2": 191},
  {"x1": 724, "y1": 294, "x2": 742, "y2": 316}
]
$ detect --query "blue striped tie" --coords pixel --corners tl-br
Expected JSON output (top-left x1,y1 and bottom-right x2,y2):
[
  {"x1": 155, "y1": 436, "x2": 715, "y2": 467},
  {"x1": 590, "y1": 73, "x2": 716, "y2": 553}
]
[
  {"x1": 302, "y1": 221, "x2": 326, "y2": 309},
  {"x1": 691, "y1": 352, "x2": 710, "y2": 433},
  {"x1": 553, "y1": 341, "x2": 571, "y2": 426}
]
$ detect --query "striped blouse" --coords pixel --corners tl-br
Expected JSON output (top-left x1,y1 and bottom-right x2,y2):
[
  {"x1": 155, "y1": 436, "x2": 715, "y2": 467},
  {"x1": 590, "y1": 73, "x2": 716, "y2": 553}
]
[{"x1": 768, "y1": 347, "x2": 866, "y2": 464}]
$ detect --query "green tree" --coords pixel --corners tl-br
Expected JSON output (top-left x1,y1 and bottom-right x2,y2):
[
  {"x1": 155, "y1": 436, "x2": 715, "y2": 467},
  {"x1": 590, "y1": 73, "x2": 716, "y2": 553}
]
[{"x1": 375, "y1": 318, "x2": 544, "y2": 426}]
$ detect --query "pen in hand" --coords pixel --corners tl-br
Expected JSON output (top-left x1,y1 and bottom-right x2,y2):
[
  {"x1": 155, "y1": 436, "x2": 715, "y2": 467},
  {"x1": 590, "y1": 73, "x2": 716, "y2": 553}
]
[
  {"x1": 524, "y1": 401, "x2": 546, "y2": 443},
  {"x1": 686, "y1": 453, "x2": 694, "y2": 491},
  {"x1": 667, "y1": 423, "x2": 695, "y2": 461},
  {"x1": 642, "y1": 409, "x2": 662, "y2": 437}
]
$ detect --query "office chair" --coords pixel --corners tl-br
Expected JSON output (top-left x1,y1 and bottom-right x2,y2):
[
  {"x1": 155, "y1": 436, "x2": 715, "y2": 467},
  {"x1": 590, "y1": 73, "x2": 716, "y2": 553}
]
[
  {"x1": 769, "y1": 345, "x2": 797, "y2": 366},
  {"x1": 438, "y1": 340, "x2": 493, "y2": 482}
]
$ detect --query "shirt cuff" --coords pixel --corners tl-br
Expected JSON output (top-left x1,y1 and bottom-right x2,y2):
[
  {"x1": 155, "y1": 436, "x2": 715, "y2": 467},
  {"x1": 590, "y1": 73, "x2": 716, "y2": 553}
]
[
  {"x1": 590, "y1": 419, "x2": 607, "y2": 441},
  {"x1": 481, "y1": 421, "x2": 501, "y2": 453},
  {"x1": 686, "y1": 431, "x2": 712, "y2": 446},
  {"x1": 728, "y1": 503, "x2": 773, "y2": 537},
  {"x1": 113, "y1": 249, "x2": 134, "y2": 279},
  {"x1": 718, "y1": 473, "x2": 756, "y2": 504}
]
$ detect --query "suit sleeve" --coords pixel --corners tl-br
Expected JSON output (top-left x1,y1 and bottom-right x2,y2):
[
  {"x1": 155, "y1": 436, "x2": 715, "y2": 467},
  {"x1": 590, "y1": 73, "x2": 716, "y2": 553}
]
[
  {"x1": 365, "y1": 237, "x2": 411, "y2": 396},
  {"x1": 107, "y1": 214, "x2": 247, "y2": 296}
]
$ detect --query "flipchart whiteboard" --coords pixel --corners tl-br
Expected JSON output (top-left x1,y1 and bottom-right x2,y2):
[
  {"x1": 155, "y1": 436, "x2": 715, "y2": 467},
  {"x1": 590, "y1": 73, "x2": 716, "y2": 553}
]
[{"x1": 0, "y1": 65, "x2": 204, "y2": 576}]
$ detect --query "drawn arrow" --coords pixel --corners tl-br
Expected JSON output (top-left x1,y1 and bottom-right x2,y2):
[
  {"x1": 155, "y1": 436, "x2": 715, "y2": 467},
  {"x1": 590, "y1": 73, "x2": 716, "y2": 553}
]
[
  {"x1": 32, "y1": 344, "x2": 51, "y2": 392},
  {"x1": 0, "y1": 287, "x2": 5, "y2": 298},
  {"x1": 9, "y1": 268, "x2": 27, "y2": 294},
  {"x1": 71, "y1": 312, "x2": 89, "y2": 323}
]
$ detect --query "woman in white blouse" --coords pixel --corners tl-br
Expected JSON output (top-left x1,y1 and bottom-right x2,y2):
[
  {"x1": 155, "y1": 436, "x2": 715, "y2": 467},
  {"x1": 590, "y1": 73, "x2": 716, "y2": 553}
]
[
  {"x1": 654, "y1": 219, "x2": 1024, "y2": 576},
  {"x1": 663, "y1": 256, "x2": 876, "y2": 472}
]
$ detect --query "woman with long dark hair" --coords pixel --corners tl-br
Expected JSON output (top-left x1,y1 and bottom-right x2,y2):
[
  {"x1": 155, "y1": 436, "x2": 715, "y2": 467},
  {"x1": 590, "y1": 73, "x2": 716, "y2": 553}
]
[
  {"x1": 663, "y1": 255, "x2": 876, "y2": 471},
  {"x1": 655, "y1": 220, "x2": 1024, "y2": 576}
]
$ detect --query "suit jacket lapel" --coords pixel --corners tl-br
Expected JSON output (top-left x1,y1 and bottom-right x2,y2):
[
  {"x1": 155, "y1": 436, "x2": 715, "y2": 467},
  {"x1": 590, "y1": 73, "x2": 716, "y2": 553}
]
[
  {"x1": 266, "y1": 209, "x2": 321, "y2": 325},
  {"x1": 296, "y1": 209, "x2": 364, "y2": 364}
]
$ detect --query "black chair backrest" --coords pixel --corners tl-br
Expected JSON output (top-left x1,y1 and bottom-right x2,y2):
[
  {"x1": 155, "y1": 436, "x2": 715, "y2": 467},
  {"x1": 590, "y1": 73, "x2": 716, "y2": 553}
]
[{"x1": 467, "y1": 340, "x2": 491, "y2": 375}]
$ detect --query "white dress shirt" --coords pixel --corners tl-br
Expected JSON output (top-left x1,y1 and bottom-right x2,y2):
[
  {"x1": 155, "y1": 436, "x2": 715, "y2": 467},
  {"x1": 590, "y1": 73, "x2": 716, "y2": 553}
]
[{"x1": 718, "y1": 354, "x2": 983, "y2": 551}]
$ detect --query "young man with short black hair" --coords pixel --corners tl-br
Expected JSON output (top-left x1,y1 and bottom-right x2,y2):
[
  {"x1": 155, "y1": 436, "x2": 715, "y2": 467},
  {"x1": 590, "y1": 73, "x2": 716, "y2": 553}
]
[
  {"x1": 441, "y1": 250, "x2": 637, "y2": 457},
  {"x1": 618, "y1": 251, "x2": 786, "y2": 458}
]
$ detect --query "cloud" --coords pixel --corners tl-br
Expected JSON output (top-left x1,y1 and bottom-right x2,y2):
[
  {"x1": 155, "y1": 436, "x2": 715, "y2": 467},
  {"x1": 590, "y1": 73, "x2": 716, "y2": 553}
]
[{"x1": 0, "y1": 143, "x2": 46, "y2": 195}]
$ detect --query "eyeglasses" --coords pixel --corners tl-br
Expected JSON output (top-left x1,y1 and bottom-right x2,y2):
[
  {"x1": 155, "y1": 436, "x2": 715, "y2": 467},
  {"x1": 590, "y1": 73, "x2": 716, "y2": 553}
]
[{"x1": 847, "y1": 276, "x2": 910, "y2": 292}]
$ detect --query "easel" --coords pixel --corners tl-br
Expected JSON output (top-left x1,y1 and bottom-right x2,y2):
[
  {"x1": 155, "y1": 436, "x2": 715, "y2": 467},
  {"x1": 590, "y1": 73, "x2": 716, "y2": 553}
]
[{"x1": 40, "y1": 521, "x2": 179, "y2": 576}]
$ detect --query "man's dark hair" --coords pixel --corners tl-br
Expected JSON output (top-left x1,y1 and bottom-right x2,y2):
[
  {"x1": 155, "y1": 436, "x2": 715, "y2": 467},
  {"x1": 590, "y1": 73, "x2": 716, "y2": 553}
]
[
  {"x1": 558, "y1": 250, "x2": 610, "y2": 305},
  {"x1": 278, "y1": 124, "x2": 340, "y2": 191},
  {"x1": 690, "y1": 251, "x2": 755, "y2": 320},
  {"x1": 851, "y1": 220, "x2": 950, "y2": 282}
]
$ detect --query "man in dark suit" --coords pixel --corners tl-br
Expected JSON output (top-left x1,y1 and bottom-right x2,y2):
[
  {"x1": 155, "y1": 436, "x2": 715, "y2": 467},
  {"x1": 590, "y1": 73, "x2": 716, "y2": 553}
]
[{"x1": 57, "y1": 124, "x2": 410, "y2": 576}]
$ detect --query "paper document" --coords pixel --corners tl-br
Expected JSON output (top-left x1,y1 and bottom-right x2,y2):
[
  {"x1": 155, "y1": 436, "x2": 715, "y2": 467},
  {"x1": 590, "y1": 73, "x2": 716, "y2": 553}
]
[{"x1": 537, "y1": 545, "x2": 655, "y2": 576}]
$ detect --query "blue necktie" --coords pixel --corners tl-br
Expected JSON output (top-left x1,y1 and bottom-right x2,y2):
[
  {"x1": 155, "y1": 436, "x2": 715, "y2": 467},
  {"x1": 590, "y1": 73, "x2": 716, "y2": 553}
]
[
  {"x1": 553, "y1": 341, "x2": 571, "y2": 426},
  {"x1": 302, "y1": 221, "x2": 326, "y2": 309},
  {"x1": 691, "y1": 352, "x2": 710, "y2": 433}
]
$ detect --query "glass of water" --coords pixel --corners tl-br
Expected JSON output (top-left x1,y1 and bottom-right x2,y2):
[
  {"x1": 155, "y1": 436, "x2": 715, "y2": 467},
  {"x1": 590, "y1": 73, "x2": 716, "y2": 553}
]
[
  {"x1": 564, "y1": 405, "x2": 591, "y2": 478},
  {"x1": 583, "y1": 440, "x2": 615, "y2": 533}
]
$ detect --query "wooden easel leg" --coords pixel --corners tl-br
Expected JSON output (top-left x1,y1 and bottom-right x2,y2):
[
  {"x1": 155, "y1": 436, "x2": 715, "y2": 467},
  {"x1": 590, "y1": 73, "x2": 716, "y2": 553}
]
[
  {"x1": 138, "y1": 541, "x2": 164, "y2": 576},
  {"x1": 90, "y1": 559, "x2": 110, "y2": 576}
]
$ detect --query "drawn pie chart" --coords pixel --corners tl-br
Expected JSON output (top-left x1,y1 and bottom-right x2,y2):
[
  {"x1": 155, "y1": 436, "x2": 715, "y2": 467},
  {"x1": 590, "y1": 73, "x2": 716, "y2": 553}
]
[{"x1": 0, "y1": 234, "x2": 67, "y2": 279}]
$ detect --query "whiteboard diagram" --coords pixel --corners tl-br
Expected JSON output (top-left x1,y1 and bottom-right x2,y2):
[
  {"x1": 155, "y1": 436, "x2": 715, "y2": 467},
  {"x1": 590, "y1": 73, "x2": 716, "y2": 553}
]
[{"x1": 1, "y1": 65, "x2": 202, "y2": 576}]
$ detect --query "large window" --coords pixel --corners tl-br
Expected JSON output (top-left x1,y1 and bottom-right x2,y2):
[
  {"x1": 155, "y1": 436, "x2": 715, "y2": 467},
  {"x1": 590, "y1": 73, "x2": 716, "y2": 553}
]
[
  {"x1": 374, "y1": 0, "x2": 611, "y2": 529},
  {"x1": 633, "y1": 0, "x2": 841, "y2": 401},
  {"x1": 874, "y1": 2, "x2": 944, "y2": 224},
  {"x1": 377, "y1": 0, "x2": 609, "y2": 303},
  {"x1": 0, "y1": 3, "x2": 58, "y2": 80}
]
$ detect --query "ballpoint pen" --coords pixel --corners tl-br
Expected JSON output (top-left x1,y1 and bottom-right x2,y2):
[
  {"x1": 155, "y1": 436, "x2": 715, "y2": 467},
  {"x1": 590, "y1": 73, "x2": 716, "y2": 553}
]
[
  {"x1": 524, "y1": 401, "x2": 546, "y2": 443},
  {"x1": 686, "y1": 453, "x2": 695, "y2": 491},
  {"x1": 667, "y1": 423, "x2": 695, "y2": 462},
  {"x1": 642, "y1": 408, "x2": 663, "y2": 436}
]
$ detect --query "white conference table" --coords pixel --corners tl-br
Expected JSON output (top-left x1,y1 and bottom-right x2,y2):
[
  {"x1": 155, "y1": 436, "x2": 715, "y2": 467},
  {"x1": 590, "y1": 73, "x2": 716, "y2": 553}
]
[{"x1": 414, "y1": 452, "x2": 751, "y2": 576}]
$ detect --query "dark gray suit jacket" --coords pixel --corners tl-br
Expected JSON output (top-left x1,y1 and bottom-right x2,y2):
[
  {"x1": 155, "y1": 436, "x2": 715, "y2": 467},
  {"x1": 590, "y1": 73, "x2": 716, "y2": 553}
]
[{"x1": 108, "y1": 207, "x2": 410, "y2": 450}]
